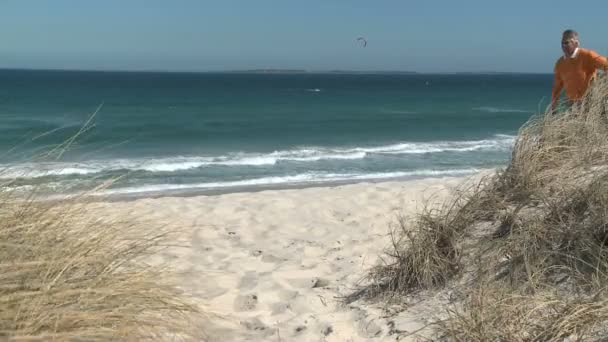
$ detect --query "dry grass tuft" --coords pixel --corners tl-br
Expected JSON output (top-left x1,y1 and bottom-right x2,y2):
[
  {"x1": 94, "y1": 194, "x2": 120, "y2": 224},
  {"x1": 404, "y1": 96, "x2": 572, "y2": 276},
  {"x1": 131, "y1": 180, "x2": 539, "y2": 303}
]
[
  {"x1": 357, "y1": 77, "x2": 608, "y2": 340},
  {"x1": 0, "y1": 112, "x2": 205, "y2": 342},
  {"x1": 505, "y1": 76, "x2": 608, "y2": 199},
  {"x1": 0, "y1": 191, "x2": 204, "y2": 341},
  {"x1": 440, "y1": 283, "x2": 608, "y2": 342},
  {"x1": 355, "y1": 175, "x2": 503, "y2": 299}
]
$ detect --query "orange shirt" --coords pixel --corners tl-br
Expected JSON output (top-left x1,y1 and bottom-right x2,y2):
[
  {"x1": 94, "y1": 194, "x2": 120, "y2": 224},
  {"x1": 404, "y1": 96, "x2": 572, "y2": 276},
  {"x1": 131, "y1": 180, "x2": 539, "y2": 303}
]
[{"x1": 552, "y1": 48, "x2": 608, "y2": 104}]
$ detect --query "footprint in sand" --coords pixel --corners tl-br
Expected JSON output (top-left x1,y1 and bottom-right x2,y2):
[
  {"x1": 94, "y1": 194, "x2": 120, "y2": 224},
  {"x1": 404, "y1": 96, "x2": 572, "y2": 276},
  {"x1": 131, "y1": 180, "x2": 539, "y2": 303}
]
[
  {"x1": 270, "y1": 302, "x2": 291, "y2": 315},
  {"x1": 234, "y1": 293, "x2": 258, "y2": 311},
  {"x1": 288, "y1": 277, "x2": 330, "y2": 289},
  {"x1": 240, "y1": 317, "x2": 275, "y2": 338},
  {"x1": 320, "y1": 324, "x2": 334, "y2": 337},
  {"x1": 250, "y1": 249, "x2": 263, "y2": 257},
  {"x1": 261, "y1": 253, "x2": 285, "y2": 263},
  {"x1": 238, "y1": 271, "x2": 258, "y2": 290}
]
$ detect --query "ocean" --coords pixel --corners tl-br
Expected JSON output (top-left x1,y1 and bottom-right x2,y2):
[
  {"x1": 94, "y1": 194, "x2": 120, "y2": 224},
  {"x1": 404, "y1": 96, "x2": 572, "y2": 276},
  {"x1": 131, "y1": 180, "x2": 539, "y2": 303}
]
[{"x1": 0, "y1": 70, "x2": 552, "y2": 196}]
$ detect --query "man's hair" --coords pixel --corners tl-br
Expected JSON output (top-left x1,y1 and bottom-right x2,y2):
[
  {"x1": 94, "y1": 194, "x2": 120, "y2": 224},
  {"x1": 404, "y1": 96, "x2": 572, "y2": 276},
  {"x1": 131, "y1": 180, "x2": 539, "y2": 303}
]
[{"x1": 562, "y1": 29, "x2": 579, "y2": 39}]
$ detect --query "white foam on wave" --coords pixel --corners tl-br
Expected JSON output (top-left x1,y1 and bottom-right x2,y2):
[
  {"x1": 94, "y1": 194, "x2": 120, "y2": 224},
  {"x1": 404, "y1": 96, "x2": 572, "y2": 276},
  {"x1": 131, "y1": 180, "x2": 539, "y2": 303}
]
[
  {"x1": 339, "y1": 135, "x2": 515, "y2": 155},
  {"x1": 473, "y1": 106, "x2": 532, "y2": 113},
  {"x1": 97, "y1": 168, "x2": 480, "y2": 195},
  {"x1": 0, "y1": 165, "x2": 98, "y2": 178},
  {"x1": 305, "y1": 88, "x2": 322, "y2": 92},
  {"x1": 0, "y1": 135, "x2": 514, "y2": 179},
  {"x1": 269, "y1": 150, "x2": 367, "y2": 162}
]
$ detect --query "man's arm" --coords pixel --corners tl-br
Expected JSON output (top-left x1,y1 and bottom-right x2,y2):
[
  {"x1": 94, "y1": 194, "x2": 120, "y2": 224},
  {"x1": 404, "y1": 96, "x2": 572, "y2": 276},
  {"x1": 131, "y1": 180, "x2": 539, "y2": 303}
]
[
  {"x1": 587, "y1": 50, "x2": 608, "y2": 71},
  {"x1": 551, "y1": 70, "x2": 563, "y2": 110}
]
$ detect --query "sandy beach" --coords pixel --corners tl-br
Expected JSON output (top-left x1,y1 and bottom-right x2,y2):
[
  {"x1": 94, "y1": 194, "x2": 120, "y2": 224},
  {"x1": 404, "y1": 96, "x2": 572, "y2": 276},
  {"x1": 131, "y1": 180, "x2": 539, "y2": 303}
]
[{"x1": 85, "y1": 175, "x2": 472, "y2": 341}]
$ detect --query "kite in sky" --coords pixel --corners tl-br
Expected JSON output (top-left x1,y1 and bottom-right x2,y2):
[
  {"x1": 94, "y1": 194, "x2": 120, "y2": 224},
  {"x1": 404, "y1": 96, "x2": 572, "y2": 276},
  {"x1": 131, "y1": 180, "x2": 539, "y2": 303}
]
[{"x1": 356, "y1": 37, "x2": 367, "y2": 48}]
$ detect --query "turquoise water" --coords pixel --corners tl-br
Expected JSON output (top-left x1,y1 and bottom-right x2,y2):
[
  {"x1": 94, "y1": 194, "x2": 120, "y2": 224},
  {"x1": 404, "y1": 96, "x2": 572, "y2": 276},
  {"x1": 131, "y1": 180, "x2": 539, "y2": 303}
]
[{"x1": 0, "y1": 70, "x2": 552, "y2": 195}]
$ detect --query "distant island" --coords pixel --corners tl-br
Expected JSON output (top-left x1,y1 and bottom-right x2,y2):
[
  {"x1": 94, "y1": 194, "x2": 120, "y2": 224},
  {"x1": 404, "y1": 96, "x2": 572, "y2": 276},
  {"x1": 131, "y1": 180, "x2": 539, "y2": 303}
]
[
  {"x1": 225, "y1": 69, "x2": 419, "y2": 75},
  {"x1": 220, "y1": 69, "x2": 543, "y2": 75}
]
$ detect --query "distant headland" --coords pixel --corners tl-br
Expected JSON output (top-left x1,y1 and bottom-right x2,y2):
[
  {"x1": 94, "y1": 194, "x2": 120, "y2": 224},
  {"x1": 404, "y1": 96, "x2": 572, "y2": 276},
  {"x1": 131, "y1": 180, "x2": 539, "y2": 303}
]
[{"x1": 225, "y1": 69, "x2": 419, "y2": 74}]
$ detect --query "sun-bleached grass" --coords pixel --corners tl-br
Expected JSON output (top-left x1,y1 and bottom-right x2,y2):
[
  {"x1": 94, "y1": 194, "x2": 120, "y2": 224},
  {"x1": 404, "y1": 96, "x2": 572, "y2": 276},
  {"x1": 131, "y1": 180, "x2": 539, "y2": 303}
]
[
  {"x1": 0, "y1": 108, "x2": 205, "y2": 340},
  {"x1": 355, "y1": 175, "x2": 502, "y2": 300},
  {"x1": 357, "y1": 77, "x2": 608, "y2": 340},
  {"x1": 0, "y1": 189, "x2": 204, "y2": 341},
  {"x1": 440, "y1": 282, "x2": 608, "y2": 342}
]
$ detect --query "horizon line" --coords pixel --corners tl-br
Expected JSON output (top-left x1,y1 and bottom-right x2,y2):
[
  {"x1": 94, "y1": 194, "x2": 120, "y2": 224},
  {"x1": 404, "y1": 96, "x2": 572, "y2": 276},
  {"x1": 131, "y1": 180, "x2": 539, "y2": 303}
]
[{"x1": 0, "y1": 67, "x2": 553, "y2": 75}]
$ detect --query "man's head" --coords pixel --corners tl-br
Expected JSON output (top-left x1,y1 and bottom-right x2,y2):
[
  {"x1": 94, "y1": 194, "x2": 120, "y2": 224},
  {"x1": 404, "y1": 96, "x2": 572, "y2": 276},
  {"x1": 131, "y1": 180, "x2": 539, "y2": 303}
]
[{"x1": 561, "y1": 29, "x2": 580, "y2": 56}]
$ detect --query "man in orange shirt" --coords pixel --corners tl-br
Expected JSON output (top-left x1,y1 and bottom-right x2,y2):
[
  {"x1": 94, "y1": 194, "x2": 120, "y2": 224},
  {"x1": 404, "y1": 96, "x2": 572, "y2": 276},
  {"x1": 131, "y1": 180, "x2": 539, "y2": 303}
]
[{"x1": 551, "y1": 29, "x2": 608, "y2": 110}]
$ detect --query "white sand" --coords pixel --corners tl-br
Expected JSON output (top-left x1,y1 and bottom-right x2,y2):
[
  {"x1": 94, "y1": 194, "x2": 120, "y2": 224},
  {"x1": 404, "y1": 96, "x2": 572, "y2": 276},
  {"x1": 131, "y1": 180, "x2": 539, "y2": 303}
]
[{"x1": 90, "y1": 175, "x2": 472, "y2": 341}]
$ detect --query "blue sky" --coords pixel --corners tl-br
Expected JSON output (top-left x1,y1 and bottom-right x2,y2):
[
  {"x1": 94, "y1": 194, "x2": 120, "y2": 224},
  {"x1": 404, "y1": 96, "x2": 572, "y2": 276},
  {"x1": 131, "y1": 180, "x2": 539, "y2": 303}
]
[{"x1": 1, "y1": 0, "x2": 607, "y2": 73}]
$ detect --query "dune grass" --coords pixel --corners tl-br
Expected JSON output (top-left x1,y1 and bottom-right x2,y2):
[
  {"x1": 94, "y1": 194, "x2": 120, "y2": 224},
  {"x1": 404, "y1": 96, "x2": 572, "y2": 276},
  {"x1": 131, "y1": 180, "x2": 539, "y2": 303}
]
[
  {"x1": 359, "y1": 76, "x2": 608, "y2": 340},
  {"x1": 361, "y1": 176, "x2": 500, "y2": 296},
  {"x1": 0, "y1": 115, "x2": 204, "y2": 340},
  {"x1": 0, "y1": 190, "x2": 204, "y2": 341}
]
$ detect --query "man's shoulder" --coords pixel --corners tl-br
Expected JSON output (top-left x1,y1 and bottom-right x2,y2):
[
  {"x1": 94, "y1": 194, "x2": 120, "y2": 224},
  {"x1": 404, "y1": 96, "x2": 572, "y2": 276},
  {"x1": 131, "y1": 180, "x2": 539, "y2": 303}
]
[{"x1": 579, "y1": 48, "x2": 600, "y2": 58}]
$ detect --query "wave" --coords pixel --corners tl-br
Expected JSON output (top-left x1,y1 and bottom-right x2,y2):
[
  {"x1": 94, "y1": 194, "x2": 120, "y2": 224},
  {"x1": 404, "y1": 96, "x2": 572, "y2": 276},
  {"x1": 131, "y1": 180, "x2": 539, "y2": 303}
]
[
  {"x1": 344, "y1": 136, "x2": 514, "y2": 155},
  {"x1": 0, "y1": 135, "x2": 514, "y2": 179},
  {"x1": 379, "y1": 108, "x2": 417, "y2": 114},
  {"x1": 473, "y1": 106, "x2": 532, "y2": 113},
  {"x1": 305, "y1": 88, "x2": 322, "y2": 92},
  {"x1": 98, "y1": 168, "x2": 481, "y2": 195}
]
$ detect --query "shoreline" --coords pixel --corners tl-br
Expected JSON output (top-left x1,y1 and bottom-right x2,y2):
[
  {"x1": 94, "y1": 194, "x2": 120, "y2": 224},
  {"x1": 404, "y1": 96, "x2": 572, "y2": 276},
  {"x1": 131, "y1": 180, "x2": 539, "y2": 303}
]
[{"x1": 90, "y1": 168, "x2": 496, "y2": 202}]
